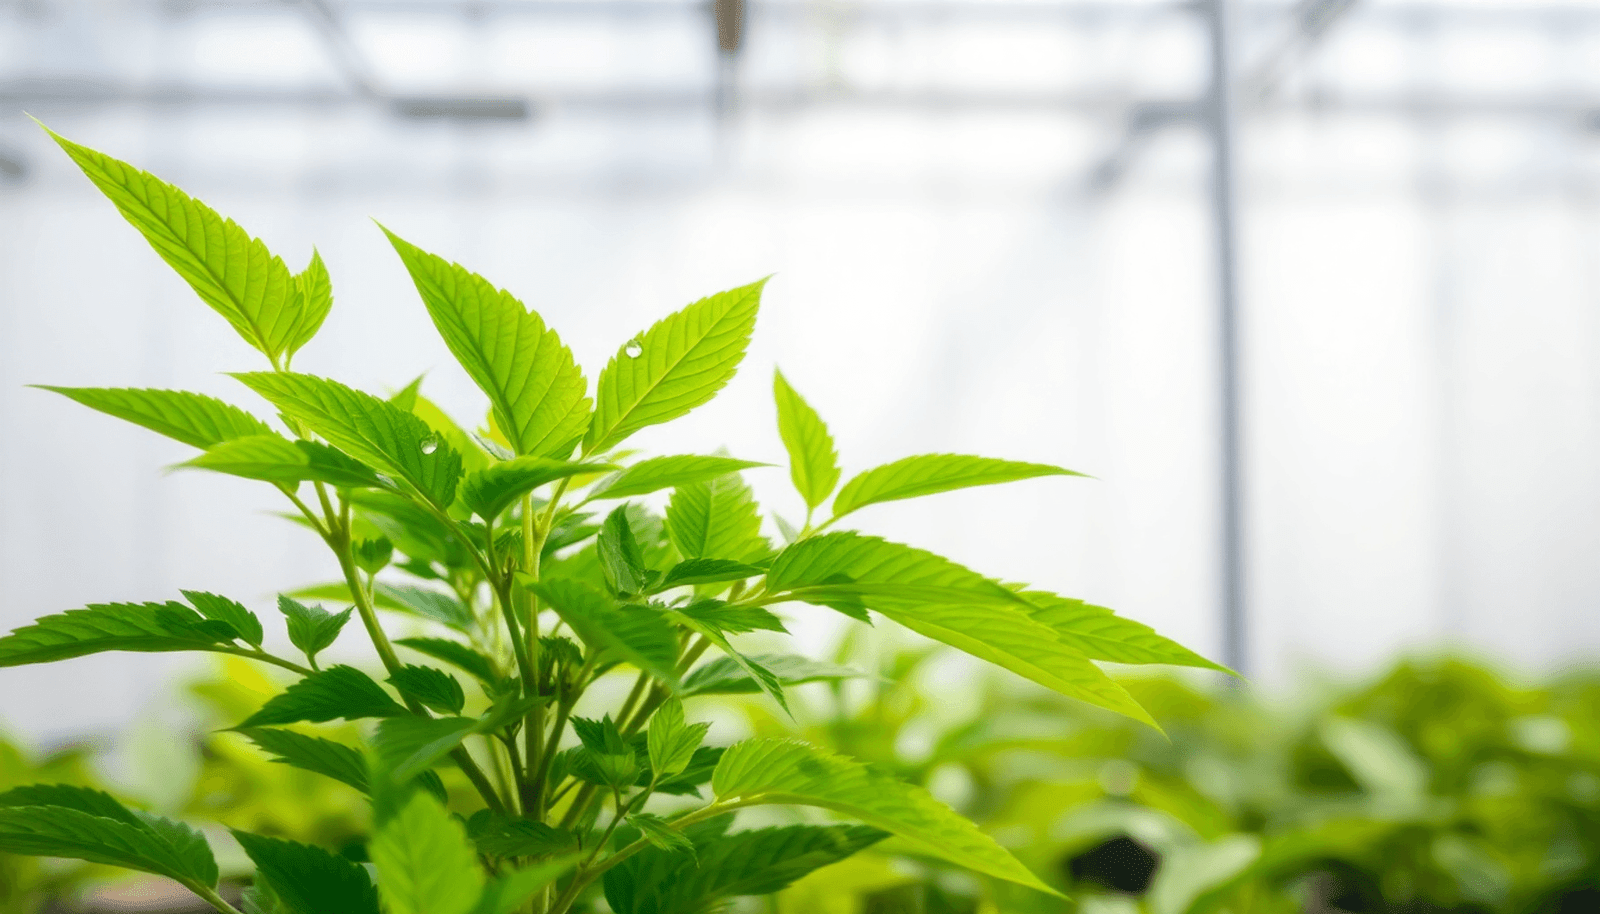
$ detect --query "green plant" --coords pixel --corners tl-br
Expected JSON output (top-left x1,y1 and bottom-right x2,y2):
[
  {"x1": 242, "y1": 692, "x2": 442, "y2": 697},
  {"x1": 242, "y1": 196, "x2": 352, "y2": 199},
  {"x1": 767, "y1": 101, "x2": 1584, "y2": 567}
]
[{"x1": 0, "y1": 124, "x2": 1223, "y2": 914}]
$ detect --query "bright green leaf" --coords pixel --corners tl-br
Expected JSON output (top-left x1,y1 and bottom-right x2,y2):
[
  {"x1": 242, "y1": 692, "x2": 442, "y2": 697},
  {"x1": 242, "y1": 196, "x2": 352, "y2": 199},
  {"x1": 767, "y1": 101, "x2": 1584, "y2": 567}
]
[
  {"x1": 682, "y1": 654, "x2": 861, "y2": 697},
  {"x1": 648, "y1": 699, "x2": 709, "y2": 780},
  {"x1": 286, "y1": 249, "x2": 334, "y2": 362},
  {"x1": 0, "y1": 601, "x2": 238, "y2": 668},
  {"x1": 588, "y1": 455, "x2": 768, "y2": 501},
  {"x1": 388, "y1": 664, "x2": 466, "y2": 715},
  {"x1": 181, "y1": 590, "x2": 264, "y2": 647},
  {"x1": 472, "y1": 858, "x2": 580, "y2": 914},
  {"x1": 529, "y1": 579, "x2": 678, "y2": 685},
  {"x1": 237, "y1": 666, "x2": 407, "y2": 728},
  {"x1": 832, "y1": 454, "x2": 1085, "y2": 520},
  {"x1": 232, "y1": 830, "x2": 380, "y2": 914},
  {"x1": 276, "y1": 595, "x2": 352, "y2": 666},
  {"x1": 656, "y1": 560, "x2": 768, "y2": 592},
  {"x1": 396, "y1": 637, "x2": 499, "y2": 686},
  {"x1": 1022, "y1": 591, "x2": 1231, "y2": 673},
  {"x1": 773, "y1": 369, "x2": 840, "y2": 511},
  {"x1": 239, "y1": 728, "x2": 369, "y2": 794},
  {"x1": 666, "y1": 474, "x2": 769, "y2": 564},
  {"x1": 673, "y1": 599, "x2": 786, "y2": 634},
  {"x1": 370, "y1": 790, "x2": 485, "y2": 914},
  {"x1": 36, "y1": 386, "x2": 274, "y2": 450},
  {"x1": 371, "y1": 716, "x2": 480, "y2": 783},
  {"x1": 0, "y1": 786, "x2": 217, "y2": 889},
  {"x1": 597, "y1": 506, "x2": 653, "y2": 595},
  {"x1": 374, "y1": 584, "x2": 473, "y2": 631},
  {"x1": 182, "y1": 435, "x2": 381, "y2": 489},
  {"x1": 460, "y1": 456, "x2": 610, "y2": 521},
  {"x1": 629, "y1": 813, "x2": 696, "y2": 858}
]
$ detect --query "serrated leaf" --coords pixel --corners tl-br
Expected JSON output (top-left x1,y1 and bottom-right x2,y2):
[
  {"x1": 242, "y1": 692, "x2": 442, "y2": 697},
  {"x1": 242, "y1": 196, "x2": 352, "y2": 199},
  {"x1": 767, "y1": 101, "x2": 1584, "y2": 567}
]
[
  {"x1": 528, "y1": 579, "x2": 678, "y2": 685},
  {"x1": 655, "y1": 560, "x2": 768, "y2": 592},
  {"x1": 832, "y1": 454, "x2": 1085, "y2": 519},
  {"x1": 673, "y1": 599, "x2": 786, "y2": 635},
  {"x1": 471, "y1": 858, "x2": 580, "y2": 914},
  {"x1": 629, "y1": 813, "x2": 696, "y2": 858},
  {"x1": 409, "y1": 390, "x2": 493, "y2": 475},
  {"x1": 388, "y1": 664, "x2": 466, "y2": 715},
  {"x1": 396, "y1": 637, "x2": 499, "y2": 685},
  {"x1": 241, "y1": 876, "x2": 283, "y2": 914},
  {"x1": 0, "y1": 786, "x2": 217, "y2": 889},
  {"x1": 649, "y1": 746, "x2": 724, "y2": 798},
  {"x1": 238, "y1": 665, "x2": 407, "y2": 728},
  {"x1": 713, "y1": 739, "x2": 1060, "y2": 895},
  {"x1": 585, "y1": 279, "x2": 765, "y2": 454},
  {"x1": 597, "y1": 505, "x2": 654, "y2": 595},
  {"x1": 1022, "y1": 591, "x2": 1231, "y2": 673},
  {"x1": 371, "y1": 716, "x2": 480, "y2": 782},
  {"x1": 385, "y1": 230, "x2": 592, "y2": 459},
  {"x1": 460, "y1": 456, "x2": 609, "y2": 521},
  {"x1": 682, "y1": 654, "x2": 861, "y2": 696},
  {"x1": 233, "y1": 372, "x2": 462, "y2": 509},
  {"x1": 286, "y1": 249, "x2": 333, "y2": 360},
  {"x1": 276, "y1": 595, "x2": 352, "y2": 665},
  {"x1": 46, "y1": 128, "x2": 316, "y2": 364},
  {"x1": 604, "y1": 820, "x2": 885, "y2": 914},
  {"x1": 239, "y1": 728, "x2": 369, "y2": 794},
  {"x1": 648, "y1": 699, "x2": 709, "y2": 780},
  {"x1": 352, "y1": 537, "x2": 394, "y2": 575},
  {"x1": 182, "y1": 435, "x2": 381, "y2": 489},
  {"x1": 373, "y1": 584, "x2": 473, "y2": 631},
  {"x1": 588, "y1": 455, "x2": 769, "y2": 501},
  {"x1": 181, "y1": 590, "x2": 264, "y2": 647},
  {"x1": 569, "y1": 715, "x2": 643, "y2": 788},
  {"x1": 773, "y1": 369, "x2": 840, "y2": 510},
  {"x1": 665, "y1": 610, "x2": 789, "y2": 716},
  {"x1": 0, "y1": 601, "x2": 237, "y2": 668},
  {"x1": 370, "y1": 790, "x2": 484, "y2": 914},
  {"x1": 36, "y1": 386, "x2": 274, "y2": 449},
  {"x1": 470, "y1": 815, "x2": 579, "y2": 859},
  {"x1": 666, "y1": 473, "x2": 769, "y2": 564},
  {"x1": 233, "y1": 830, "x2": 380, "y2": 914}
]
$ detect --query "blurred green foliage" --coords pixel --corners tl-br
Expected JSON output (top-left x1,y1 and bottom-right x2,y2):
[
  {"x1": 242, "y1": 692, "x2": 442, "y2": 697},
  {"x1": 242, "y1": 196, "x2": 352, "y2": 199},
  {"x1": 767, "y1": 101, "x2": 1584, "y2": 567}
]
[{"x1": 4, "y1": 649, "x2": 1597, "y2": 914}]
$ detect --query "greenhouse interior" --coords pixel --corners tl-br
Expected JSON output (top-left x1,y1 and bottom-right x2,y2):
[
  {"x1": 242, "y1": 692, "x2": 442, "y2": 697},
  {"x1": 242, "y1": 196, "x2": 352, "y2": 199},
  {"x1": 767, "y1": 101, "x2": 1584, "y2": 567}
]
[{"x1": 2, "y1": 0, "x2": 1598, "y2": 912}]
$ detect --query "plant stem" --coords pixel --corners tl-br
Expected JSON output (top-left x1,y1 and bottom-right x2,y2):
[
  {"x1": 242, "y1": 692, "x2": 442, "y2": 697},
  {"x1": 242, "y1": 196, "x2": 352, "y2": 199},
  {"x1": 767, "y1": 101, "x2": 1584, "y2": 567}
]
[
  {"x1": 189, "y1": 883, "x2": 245, "y2": 914},
  {"x1": 212, "y1": 646, "x2": 314, "y2": 678},
  {"x1": 548, "y1": 802, "x2": 747, "y2": 914},
  {"x1": 521, "y1": 493, "x2": 546, "y2": 821}
]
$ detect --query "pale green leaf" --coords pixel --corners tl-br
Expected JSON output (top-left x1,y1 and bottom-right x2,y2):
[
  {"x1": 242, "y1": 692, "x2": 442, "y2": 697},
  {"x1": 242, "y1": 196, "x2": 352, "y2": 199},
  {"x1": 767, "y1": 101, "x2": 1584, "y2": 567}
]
[
  {"x1": 764, "y1": 532, "x2": 1022, "y2": 610},
  {"x1": 655, "y1": 559, "x2": 767, "y2": 591},
  {"x1": 666, "y1": 473, "x2": 769, "y2": 564},
  {"x1": 832, "y1": 454, "x2": 1085, "y2": 519},
  {"x1": 460, "y1": 456, "x2": 609, "y2": 521},
  {"x1": 666, "y1": 610, "x2": 789, "y2": 716},
  {"x1": 237, "y1": 666, "x2": 407, "y2": 728},
  {"x1": 584, "y1": 279, "x2": 765, "y2": 454},
  {"x1": 773, "y1": 369, "x2": 840, "y2": 510},
  {"x1": 47, "y1": 128, "x2": 316, "y2": 364},
  {"x1": 672, "y1": 599, "x2": 785, "y2": 634},
  {"x1": 36, "y1": 386, "x2": 274, "y2": 449},
  {"x1": 385, "y1": 230, "x2": 591, "y2": 458},
  {"x1": 712, "y1": 739, "x2": 1060, "y2": 895},
  {"x1": 587, "y1": 455, "x2": 768, "y2": 501},
  {"x1": 472, "y1": 858, "x2": 580, "y2": 914},
  {"x1": 181, "y1": 435, "x2": 381, "y2": 489},
  {"x1": 286, "y1": 249, "x2": 334, "y2": 361},
  {"x1": 647, "y1": 699, "x2": 709, "y2": 779},
  {"x1": 233, "y1": 830, "x2": 380, "y2": 914},
  {"x1": 0, "y1": 601, "x2": 238, "y2": 668},
  {"x1": 232, "y1": 372, "x2": 462, "y2": 509},
  {"x1": 682, "y1": 654, "x2": 861, "y2": 696},
  {"x1": 1022, "y1": 591, "x2": 1231, "y2": 673}
]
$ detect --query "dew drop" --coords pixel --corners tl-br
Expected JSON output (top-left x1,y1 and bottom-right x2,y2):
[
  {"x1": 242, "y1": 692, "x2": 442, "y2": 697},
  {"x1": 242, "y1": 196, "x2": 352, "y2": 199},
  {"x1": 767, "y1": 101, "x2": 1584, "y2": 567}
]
[
  {"x1": 420, "y1": 436, "x2": 439, "y2": 455},
  {"x1": 624, "y1": 340, "x2": 644, "y2": 359}
]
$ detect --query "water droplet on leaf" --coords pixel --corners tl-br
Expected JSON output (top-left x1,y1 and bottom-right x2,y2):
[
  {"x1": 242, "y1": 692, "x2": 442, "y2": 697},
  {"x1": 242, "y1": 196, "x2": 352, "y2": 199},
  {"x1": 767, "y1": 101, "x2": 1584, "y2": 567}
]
[
  {"x1": 625, "y1": 341, "x2": 643, "y2": 359},
  {"x1": 420, "y1": 437, "x2": 439, "y2": 455}
]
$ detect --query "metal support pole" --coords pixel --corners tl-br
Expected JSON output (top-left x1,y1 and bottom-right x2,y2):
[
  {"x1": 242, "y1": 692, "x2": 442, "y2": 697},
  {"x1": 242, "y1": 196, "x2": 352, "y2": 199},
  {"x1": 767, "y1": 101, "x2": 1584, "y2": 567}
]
[{"x1": 1203, "y1": 0, "x2": 1249, "y2": 677}]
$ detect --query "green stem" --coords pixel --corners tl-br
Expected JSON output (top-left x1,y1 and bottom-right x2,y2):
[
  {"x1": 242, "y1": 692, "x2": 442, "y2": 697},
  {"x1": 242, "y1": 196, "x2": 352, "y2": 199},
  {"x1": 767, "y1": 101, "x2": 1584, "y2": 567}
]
[
  {"x1": 189, "y1": 883, "x2": 245, "y2": 914},
  {"x1": 548, "y1": 802, "x2": 748, "y2": 914},
  {"x1": 521, "y1": 493, "x2": 546, "y2": 821},
  {"x1": 212, "y1": 645, "x2": 314, "y2": 678}
]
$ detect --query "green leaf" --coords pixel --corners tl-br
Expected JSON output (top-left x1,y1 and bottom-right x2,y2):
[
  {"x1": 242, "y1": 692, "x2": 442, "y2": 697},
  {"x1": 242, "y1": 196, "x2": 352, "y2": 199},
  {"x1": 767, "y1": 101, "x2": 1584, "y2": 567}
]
[
  {"x1": 460, "y1": 457, "x2": 610, "y2": 521},
  {"x1": 371, "y1": 716, "x2": 480, "y2": 782},
  {"x1": 470, "y1": 815, "x2": 579, "y2": 859},
  {"x1": 648, "y1": 699, "x2": 709, "y2": 779},
  {"x1": 569, "y1": 715, "x2": 643, "y2": 790},
  {"x1": 765, "y1": 532, "x2": 1022, "y2": 612},
  {"x1": 682, "y1": 654, "x2": 862, "y2": 696},
  {"x1": 388, "y1": 665, "x2": 466, "y2": 715},
  {"x1": 588, "y1": 455, "x2": 769, "y2": 501},
  {"x1": 603, "y1": 820, "x2": 885, "y2": 914},
  {"x1": 276, "y1": 595, "x2": 352, "y2": 666},
  {"x1": 46, "y1": 129, "x2": 319, "y2": 364},
  {"x1": 232, "y1": 372, "x2": 462, "y2": 509},
  {"x1": 241, "y1": 876, "x2": 284, "y2": 914},
  {"x1": 1022, "y1": 591, "x2": 1231, "y2": 673},
  {"x1": 238, "y1": 665, "x2": 407, "y2": 728},
  {"x1": 374, "y1": 584, "x2": 473, "y2": 631},
  {"x1": 773, "y1": 370, "x2": 840, "y2": 511},
  {"x1": 666, "y1": 473, "x2": 769, "y2": 564},
  {"x1": 629, "y1": 813, "x2": 696, "y2": 859},
  {"x1": 471, "y1": 859, "x2": 580, "y2": 914},
  {"x1": 656, "y1": 560, "x2": 768, "y2": 592},
  {"x1": 673, "y1": 599, "x2": 786, "y2": 635},
  {"x1": 232, "y1": 830, "x2": 380, "y2": 914},
  {"x1": 597, "y1": 505, "x2": 654, "y2": 595},
  {"x1": 396, "y1": 637, "x2": 499, "y2": 686},
  {"x1": 528, "y1": 579, "x2": 678, "y2": 685},
  {"x1": 370, "y1": 790, "x2": 485, "y2": 914},
  {"x1": 181, "y1": 590, "x2": 264, "y2": 647},
  {"x1": 286, "y1": 249, "x2": 334, "y2": 361},
  {"x1": 36, "y1": 386, "x2": 274, "y2": 449},
  {"x1": 385, "y1": 229, "x2": 592, "y2": 459},
  {"x1": 238, "y1": 728, "x2": 369, "y2": 794},
  {"x1": 352, "y1": 537, "x2": 394, "y2": 575},
  {"x1": 0, "y1": 786, "x2": 217, "y2": 889},
  {"x1": 0, "y1": 601, "x2": 237, "y2": 668},
  {"x1": 584, "y1": 279, "x2": 765, "y2": 454},
  {"x1": 832, "y1": 454, "x2": 1085, "y2": 520},
  {"x1": 665, "y1": 609, "x2": 789, "y2": 716},
  {"x1": 182, "y1": 435, "x2": 381, "y2": 489},
  {"x1": 713, "y1": 739, "x2": 1061, "y2": 895}
]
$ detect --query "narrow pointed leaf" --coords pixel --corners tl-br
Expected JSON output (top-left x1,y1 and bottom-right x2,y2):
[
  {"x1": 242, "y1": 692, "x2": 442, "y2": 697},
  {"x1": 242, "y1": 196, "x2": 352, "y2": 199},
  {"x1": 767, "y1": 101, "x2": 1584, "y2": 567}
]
[
  {"x1": 682, "y1": 654, "x2": 862, "y2": 696},
  {"x1": 47, "y1": 128, "x2": 314, "y2": 364},
  {"x1": 385, "y1": 230, "x2": 592, "y2": 459},
  {"x1": 656, "y1": 559, "x2": 767, "y2": 591},
  {"x1": 181, "y1": 590, "x2": 264, "y2": 647},
  {"x1": 277, "y1": 595, "x2": 352, "y2": 665},
  {"x1": 371, "y1": 716, "x2": 481, "y2": 783},
  {"x1": 370, "y1": 791, "x2": 484, "y2": 914},
  {"x1": 597, "y1": 505, "x2": 653, "y2": 595},
  {"x1": 773, "y1": 370, "x2": 840, "y2": 510},
  {"x1": 396, "y1": 637, "x2": 499, "y2": 685},
  {"x1": 36, "y1": 386, "x2": 273, "y2": 449},
  {"x1": 673, "y1": 599, "x2": 784, "y2": 635},
  {"x1": 588, "y1": 455, "x2": 768, "y2": 501},
  {"x1": 233, "y1": 372, "x2": 462, "y2": 509},
  {"x1": 647, "y1": 699, "x2": 709, "y2": 779},
  {"x1": 374, "y1": 584, "x2": 473, "y2": 631},
  {"x1": 182, "y1": 435, "x2": 381, "y2": 489},
  {"x1": 239, "y1": 728, "x2": 369, "y2": 794},
  {"x1": 629, "y1": 813, "x2": 696, "y2": 858},
  {"x1": 1022, "y1": 591, "x2": 1232, "y2": 673},
  {"x1": 713, "y1": 739, "x2": 1060, "y2": 895},
  {"x1": 666, "y1": 610, "x2": 789, "y2": 716},
  {"x1": 237, "y1": 666, "x2": 407, "y2": 728},
  {"x1": 585, "y1": 279, "x2": 765, "y2": 454},
  {"x1": 666, "y1": 474, "x2": 769, "y2": 564},
  {"x1": 765, "y1": 532, "x2": 1022, "y2": 608},
  {"x1": 833, "y1": 454, "x2": 1085, "y2": 519},
  {"x1": 460, "y1": 457, "x2": 609, "y2": 521},
  {"x1": 232, "y1": 830, "x2": 380, "y2": 914},
  {"x1": 0, "y1": 601, "x2": 238, "y2": 668},
  {"x1": 286, "y1": 249, "x2": 334, "y2": 360},
  {"x1": 528, "y1": 578, "x2": 678, "y2": 685},
  {"x1": 0, "y1": 787, "x2": 217, "y2": 889}
]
